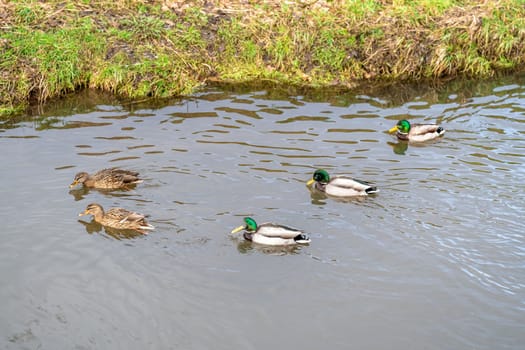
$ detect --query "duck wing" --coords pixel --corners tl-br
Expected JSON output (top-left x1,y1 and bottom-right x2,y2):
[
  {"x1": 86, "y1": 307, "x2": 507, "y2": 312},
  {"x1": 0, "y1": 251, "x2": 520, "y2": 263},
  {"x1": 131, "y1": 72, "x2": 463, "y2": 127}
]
[
  {"x1": 105, "y1": 208, "x2": 137, "y2": 221},
  {"x1": 256, "y1": 223, "x2": 304, "y2": 239},
  {"x1": 104, "y1": 208, "x2": 154, "y2": 231},
  {"x1": 108, "y1": 168, "x2": 142, "y2": 184},
  {"x1": 410, "y1": 124, "x2": 442, "y2": 135},
  {"x1": 112, "y1": 169, "x2": 140, "y2": 180},
  {"x1": 92, "y1": 168, "x2": 141, "y2": 182},
  {"x1": 330, "y1": 176, "x2": 374, "y2": 191},
  {"x1": 91, "y1": 167, "x2": 118, "y2": 179}
]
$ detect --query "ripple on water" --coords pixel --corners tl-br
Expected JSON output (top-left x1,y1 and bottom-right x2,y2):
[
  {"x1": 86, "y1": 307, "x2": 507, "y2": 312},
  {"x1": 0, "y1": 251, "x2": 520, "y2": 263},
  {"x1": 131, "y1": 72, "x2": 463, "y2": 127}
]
[{"x1": 1, "y1": 77, "x2": 525, "y2": 350}]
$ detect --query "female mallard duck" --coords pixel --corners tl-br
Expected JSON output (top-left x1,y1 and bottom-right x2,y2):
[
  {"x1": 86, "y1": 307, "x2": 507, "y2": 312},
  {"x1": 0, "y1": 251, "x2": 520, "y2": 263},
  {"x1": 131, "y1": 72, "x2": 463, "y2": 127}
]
[
  {"x1": 79, "y1": 203, "x2": 154, "y2": 233},
  {"x1": 231, "y1": 217, "x2": 310, "y2": 246},
  {"x1": 70, "y1": 168, "x2": 142, "y2": 189},
  {"x1": 306, "y1": 169, "x2": 378, "y2": 197},
  {"x1": 388, "y1": 119, "x2": 445, "y2": 142}
]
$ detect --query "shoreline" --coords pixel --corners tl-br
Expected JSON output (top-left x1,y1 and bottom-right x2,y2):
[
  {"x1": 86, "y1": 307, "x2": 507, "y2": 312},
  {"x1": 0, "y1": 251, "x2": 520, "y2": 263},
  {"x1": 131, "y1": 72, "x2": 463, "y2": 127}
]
[{"x1": 1, "y1": 0, "x2": 524, "y2": 116}]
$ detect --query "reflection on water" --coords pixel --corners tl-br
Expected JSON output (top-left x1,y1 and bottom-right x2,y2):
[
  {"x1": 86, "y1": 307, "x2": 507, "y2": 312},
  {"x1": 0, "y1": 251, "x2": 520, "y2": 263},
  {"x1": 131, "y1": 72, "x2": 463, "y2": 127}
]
[
  {"x1": 77, "y1": 219, "x2": 146, "y2": 240},
  {"x1": 68, "y1": 186, "x2": 141, "y2": 201},
  {"x1": 308, "y1": 187, "x2": 375, "y2": 205},
  {"x1": 235, "y1": 239, "x2": 303, "y2": 256},
  {"x1": 388, "y1": 140, "x2": 409, "y2": 154},
  {"x1": 1, "y1": 75, "x2": 524, "y2": 350}
]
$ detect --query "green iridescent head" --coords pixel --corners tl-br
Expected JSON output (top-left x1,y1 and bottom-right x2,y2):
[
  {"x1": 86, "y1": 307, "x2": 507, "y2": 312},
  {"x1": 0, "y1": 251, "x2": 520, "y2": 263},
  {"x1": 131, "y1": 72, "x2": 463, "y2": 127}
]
[
  {"x1": 396, "y1": 119, "x2": 411, "y2": 134},
  {"x1": 231, "y1": 217, "x2": 258, "y2": 234},
  {"x1": 311, "y1": 169, "x2": 330, "y2": 184},
  {"x1": 243, "y1": 217, "x2": 258, "y2": 231}
]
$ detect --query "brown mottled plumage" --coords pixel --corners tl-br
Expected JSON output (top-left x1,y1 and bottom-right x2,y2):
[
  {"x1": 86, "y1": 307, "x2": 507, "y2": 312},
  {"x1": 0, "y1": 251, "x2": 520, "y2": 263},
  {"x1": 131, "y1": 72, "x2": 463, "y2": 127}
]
[
  {"x1": 79, "y1": 203, "x2": 154, "y2": 233},
  {"x1": 70, "y1": 168, "x2": 142, "y2": 189}
]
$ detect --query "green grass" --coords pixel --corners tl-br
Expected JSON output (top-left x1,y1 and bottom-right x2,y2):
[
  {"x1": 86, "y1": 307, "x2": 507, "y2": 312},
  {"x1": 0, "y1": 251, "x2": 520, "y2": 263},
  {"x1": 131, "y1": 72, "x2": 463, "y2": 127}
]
[
  {"x1": 1, "y1": 0, "x2": 524, "y2": 117},
  {"x1": 121, "y1": 15, "x2": 166, "y2": 41},
  {"x1": 2, "y1": 17, "x2": 104, "y2": 110}
]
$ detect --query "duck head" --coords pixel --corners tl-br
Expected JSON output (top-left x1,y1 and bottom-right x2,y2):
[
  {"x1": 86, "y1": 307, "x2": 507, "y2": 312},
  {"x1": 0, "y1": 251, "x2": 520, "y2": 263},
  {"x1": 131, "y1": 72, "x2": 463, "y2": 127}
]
[
  {"x1": 307, "y1": 169, "x2": 330, "y2": 186},
  {"x1": 389, "y1": 119, "x2": 411, "y2": 134},
  {"x1": 79, "y1": 203, "x2": 104, "y2": 217},
  {"x1": 70, "y1": 172, "x2": 89, "y2": 188},
  {"x1": 231, "y1": 217, "x2": 258, "y2": 234}
]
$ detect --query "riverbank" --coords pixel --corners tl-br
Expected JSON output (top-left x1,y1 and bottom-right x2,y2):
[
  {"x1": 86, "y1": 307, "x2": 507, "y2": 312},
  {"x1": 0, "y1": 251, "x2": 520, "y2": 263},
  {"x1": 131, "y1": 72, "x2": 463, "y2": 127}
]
[{"x1": 1, "y1": 0, "x2": 524, "y2": 116}]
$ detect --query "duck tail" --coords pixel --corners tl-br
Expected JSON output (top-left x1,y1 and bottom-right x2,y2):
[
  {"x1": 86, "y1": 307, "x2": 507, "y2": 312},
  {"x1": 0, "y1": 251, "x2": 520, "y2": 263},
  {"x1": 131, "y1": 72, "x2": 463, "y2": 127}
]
[
  {"x1": 140, "y1": 224, "x2": 155, "y2": 231},
  {"x1": 366, "y1": 186, "x2": 379, "y2": 194},
  {"x1": 294, "y1": 234, "x2": 311, "y2": 244}
]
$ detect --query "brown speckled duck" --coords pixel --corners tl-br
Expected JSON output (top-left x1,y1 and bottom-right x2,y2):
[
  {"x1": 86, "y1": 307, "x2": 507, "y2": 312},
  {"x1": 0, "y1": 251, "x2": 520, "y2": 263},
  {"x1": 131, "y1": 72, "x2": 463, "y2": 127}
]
[
  {"x1": 79, "y1": 203, "x2": 154, "y2": 233},
  {"x1": 70, "y1": 168, "x2": 142, "y2": 189}
]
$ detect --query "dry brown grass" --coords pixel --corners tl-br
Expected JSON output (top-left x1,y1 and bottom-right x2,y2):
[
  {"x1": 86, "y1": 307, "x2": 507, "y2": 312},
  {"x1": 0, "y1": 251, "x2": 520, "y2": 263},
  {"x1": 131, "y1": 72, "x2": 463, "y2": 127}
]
[{"x1": 1, "y1": 0, "x2": 524, "y2": 116}]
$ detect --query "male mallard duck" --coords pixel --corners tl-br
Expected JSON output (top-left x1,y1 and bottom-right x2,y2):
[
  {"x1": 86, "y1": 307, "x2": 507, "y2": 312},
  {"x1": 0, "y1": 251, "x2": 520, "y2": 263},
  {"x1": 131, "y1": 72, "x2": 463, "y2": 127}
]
[
  {"x1": 231, "y1": 217, "x2": 310, "y2": 246},
  {"x1": 306, "y1": 169, "x2": 378, "y2": 197},
  {"x1": 70, "y1": 168, "x2": 142, "y2": 189},
  {"x1": 79, "y1": 203, "x2": 154, "y2": 233},
  {"x1": 388, "y1": 119, "x2": 445, "y2": 142}
]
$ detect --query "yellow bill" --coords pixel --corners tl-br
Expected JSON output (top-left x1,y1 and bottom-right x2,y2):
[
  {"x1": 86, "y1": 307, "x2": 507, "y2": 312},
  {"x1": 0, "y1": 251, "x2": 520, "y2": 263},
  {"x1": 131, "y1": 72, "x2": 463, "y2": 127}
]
[
  {"x1": 230, "y1": 225, "x2": 245, "y2": 234},
  {"x1": 388, "y1": 126, "x2": 398, "y2": 133},
  {"x1": 306, "y1": 178, "x2": 315, "y2": 186}
]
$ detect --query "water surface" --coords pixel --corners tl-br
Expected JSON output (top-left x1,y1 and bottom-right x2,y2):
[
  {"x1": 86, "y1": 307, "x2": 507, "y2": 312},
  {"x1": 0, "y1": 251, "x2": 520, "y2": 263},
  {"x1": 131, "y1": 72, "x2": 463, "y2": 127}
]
[{"x1": 1, "y1": 76, "x2": 524, "y2": 349}]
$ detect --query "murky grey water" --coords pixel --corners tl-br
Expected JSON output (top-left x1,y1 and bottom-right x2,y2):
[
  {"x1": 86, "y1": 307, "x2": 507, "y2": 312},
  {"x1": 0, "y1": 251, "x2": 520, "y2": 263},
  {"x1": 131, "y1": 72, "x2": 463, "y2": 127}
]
[{"x1": 1, "y1": 75, "x2": 524, "y2": 349}]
